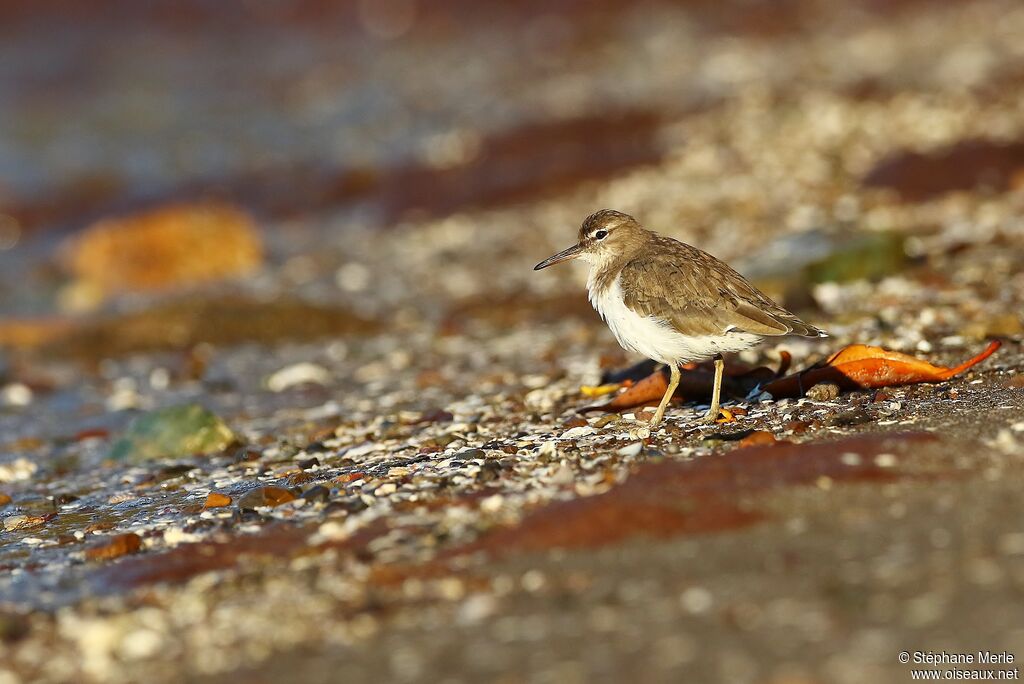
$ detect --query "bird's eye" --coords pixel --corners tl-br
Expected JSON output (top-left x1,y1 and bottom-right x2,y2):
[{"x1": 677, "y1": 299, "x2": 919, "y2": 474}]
[{"x1": 594, "y1": 230, "x2": 608, "y2": 240}]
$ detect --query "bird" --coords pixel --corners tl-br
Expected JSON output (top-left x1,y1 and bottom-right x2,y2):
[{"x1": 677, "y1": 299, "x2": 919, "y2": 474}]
[{"x1": 534, "y1": 209, "x2": 827, "y2": 426}]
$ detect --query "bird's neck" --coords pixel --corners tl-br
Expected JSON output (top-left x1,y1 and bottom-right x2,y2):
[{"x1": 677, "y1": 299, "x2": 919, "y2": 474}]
[{"x1": 585, "y1": 250, "x2": 633, "y2": 300}]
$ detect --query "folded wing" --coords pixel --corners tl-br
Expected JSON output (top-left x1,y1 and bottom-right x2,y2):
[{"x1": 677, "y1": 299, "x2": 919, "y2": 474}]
[{"x1": 618, "y1": 238, "x2": 826, "y2": 338}]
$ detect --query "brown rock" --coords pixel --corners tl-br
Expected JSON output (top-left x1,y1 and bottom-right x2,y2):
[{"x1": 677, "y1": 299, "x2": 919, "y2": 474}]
[
  {"x1": 784, "y1": 420, "x2": 812, "y2": 434},
  {"x1": 0, "y1": 493, "x2": 11, "y2": 506},
  {"x1": 63, "y1": 202, "x2": 263, "y2": 299},
  {"x1": 287, "y1": 472, "x2": 314, "y2": 486},
  {"x1": 806, "y1": 382, "x2": 841, "y2": 401},
  {"x1": 237, "y1": 486, "x2": 297, "y2": 509},
  {"x1": 203, "y1": 492, "x2": 232, "y2": 509},
  {"x1": 85, "y1": 533, "x2": 143, "y2": 561},
  {"x1": 3, "y1": 514, "x2": 47, "y2": 531}
]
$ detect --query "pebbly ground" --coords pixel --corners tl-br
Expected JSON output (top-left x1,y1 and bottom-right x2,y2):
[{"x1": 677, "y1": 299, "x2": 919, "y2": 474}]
[{"x1": 1, "y1": 1, "x2": 1024, "y2": 682}]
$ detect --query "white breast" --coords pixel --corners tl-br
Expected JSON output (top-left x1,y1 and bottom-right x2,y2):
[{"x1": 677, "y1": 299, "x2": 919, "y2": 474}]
[{"x1": 587, "y1": 274, "x2": 761, "y2": 365}]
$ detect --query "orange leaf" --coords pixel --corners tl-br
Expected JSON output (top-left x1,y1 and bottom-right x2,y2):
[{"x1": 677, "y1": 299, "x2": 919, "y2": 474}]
[{"x1": 763, "y1": 340, "x2": 1001, "y2": 398}]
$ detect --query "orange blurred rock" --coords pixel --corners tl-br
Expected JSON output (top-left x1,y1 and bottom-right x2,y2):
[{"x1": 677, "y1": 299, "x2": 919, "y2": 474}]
[
  {"x1": 85, "y1": 533, "x2": 143, "y2": 561},
  {"x1": 237, "y1": 485, "x2": 296, "y2": 509},
  {"x1": 203, "y1": 492, "x2": 232, "y2": 509},
  {"x1": 0, "y1": 492, "x2": 11, "y2": 506},
  {"x1": 63, "y1": 203, "x2": 263, "y2": 299},
  {"x1": 738, "y1": 431, "x2": 780, "y2": 447}
]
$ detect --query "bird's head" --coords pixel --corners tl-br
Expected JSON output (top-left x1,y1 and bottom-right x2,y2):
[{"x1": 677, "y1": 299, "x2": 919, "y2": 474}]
[{"x1": 533, "y1": 209, "x2": 644, "y2": 270}]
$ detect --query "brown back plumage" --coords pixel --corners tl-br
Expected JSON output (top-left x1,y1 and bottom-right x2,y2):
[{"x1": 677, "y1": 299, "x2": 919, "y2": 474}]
[{"x1": 618, "y1": 233, "x2": 825, "y2": 338}]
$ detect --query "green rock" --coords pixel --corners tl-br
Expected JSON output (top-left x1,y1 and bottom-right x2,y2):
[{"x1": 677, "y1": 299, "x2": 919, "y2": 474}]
[
  {"x1": 110, "y1": 404, "x2": 236, "y2": 463},
  {"x1": 803, "y1": 232, "x2": 907, "y2": 284},
  {"x1": 739, "y1": 229, "x2": 908, "y2": 305}
]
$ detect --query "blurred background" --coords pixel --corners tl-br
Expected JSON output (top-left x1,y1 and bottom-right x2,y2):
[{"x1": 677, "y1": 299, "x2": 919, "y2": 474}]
[
  {"x1": 1, "y1": 2, "x2": 1024, "y2": 682},
  {"x1": 2, "y1": 0, "x2": 1022, "y2": 341}
]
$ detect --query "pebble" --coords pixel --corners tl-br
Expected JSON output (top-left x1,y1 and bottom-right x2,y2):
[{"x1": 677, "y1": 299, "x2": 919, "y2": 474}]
[
  {"x1": 237, "y1": 486, "x2": 297, "y2": 509},
  {"x1": 4, "y1": 515, "x2": 40, "y2": 531},
  {"x1": 548, "y1": 463, "x2": 576, "y2": 486},
  {"x1": 374, "y1": 483, "x2": 398, "y2": 496},
  {"x1": 301, "y1": 485, "x2": 331, "y2": 504},
  {"x1": 806, "y1": 383, "x2": 840, "y2": 401},
  {"x1": 267, "y1": 363, "x2": 332, "y2": 392},
  {"x1": 561, "y1": 426, "x2": 596, "y2": 439},
  {"x1": 616, "y1": 442, "x2": 643, "y2": 457},
  {"x1": 0, "y1": 383, "x2": 33, "y2": 407},
  {"x1": 874, "y1": 453, "x2": 898, "y2": 468},
  {"x1": 85, "y1": 533, "x2": 143, "y2": 561},
  {"x1": 204, "y1": 492, "x2": 232, "y2": 509},
  {"x1": 0, "y1": 458, "x2": 37, "y2": 483}
]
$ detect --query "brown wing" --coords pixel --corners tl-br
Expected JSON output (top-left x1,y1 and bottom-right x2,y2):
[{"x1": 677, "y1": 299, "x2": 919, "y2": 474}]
[{"x1": 618, "y1": 236, "x2": 826, "y2": 338}]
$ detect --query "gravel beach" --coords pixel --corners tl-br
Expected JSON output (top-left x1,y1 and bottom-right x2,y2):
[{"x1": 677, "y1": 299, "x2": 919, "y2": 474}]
[{"x1": 1, "y1": 1, "x2": 1023, "y2": 682}]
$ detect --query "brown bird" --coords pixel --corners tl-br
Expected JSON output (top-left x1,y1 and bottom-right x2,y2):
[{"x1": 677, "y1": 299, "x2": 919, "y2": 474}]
[{"x1": 535, "y1": 210, "x2": 827, "y2": 426}]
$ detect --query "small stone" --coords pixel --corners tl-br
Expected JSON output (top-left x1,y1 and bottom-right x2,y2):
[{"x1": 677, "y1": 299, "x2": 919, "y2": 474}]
[
  {"x1": 287, "y1": 472, "x2": 314, "y2": 486},
  {"x1": 477, "y1": 460, "x2": 502, "y2": 483},
  {"x1": 840, "y1": 452, "x2": 862, "y2": 466},
  {"x1": 806, "y1": 382, "x2": 840, "y2": 401},
  {"x1": 0, "y1": 458, "x2": 36, "y2": 484},
  {"x1": 0, "y1": 492, "x2": 11, "y2": 506},
  {"x1": 237, "y1": 486, "x2": 297, "y2": 509},
  {"x1": 785, "y1": 420, "x2": 812, "y2": 434},
  {"x1": 301, "y1": 485, "x2": 331, "y2": 504},
  {"x1": 203, "y1": 492, "x2": 232, "y2": 509},
  {"x1": 85, "y1": 533, "x2": 143, "y2": 561},
  {"x1": 232, "y1": 508, "x2": 266, "y2": 524},
  {"x1": 420, "y1": 409, "x2": 454, "y2": 424},
  {"x1": 874, "y1": 453, "x2": 898, "y2": 468},
  {"x1": 549, "y1": 464, "x2": 575, "y2": 486},
  {"x1": 266, "y1": 362, "x2": 332, "y2": 392},
  {"x1": 616, "y1": 442, "x2": 643, "y2": 457},
  {"x1": 0, "y1": 383, "x2": 33, "y2": 407},
  {"x1": 374, "y1": 483, "x2": 398, "y2": 496},
  {"x1": 4, "y1": 515, "x2": 44, "y2": 531}
]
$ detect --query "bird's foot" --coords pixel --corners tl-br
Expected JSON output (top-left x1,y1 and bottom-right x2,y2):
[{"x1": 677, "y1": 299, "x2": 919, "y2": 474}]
[{"x1": 699, "y1": 407, "x2": 736, "y2": 425}]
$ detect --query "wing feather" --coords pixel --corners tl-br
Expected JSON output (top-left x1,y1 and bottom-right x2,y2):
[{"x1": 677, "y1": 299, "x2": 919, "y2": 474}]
[{"x1": 617, "y1": 236, "x2": 825, "y2": 338}]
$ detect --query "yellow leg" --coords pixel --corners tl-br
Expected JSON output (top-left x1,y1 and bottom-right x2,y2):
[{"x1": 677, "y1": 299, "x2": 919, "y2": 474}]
[
  {"x1": 701, "y1": 356, "x2": 724, "y2": 424},
  {"x1": 650, "y1": 363, "x2": 680, "y2": 426}
]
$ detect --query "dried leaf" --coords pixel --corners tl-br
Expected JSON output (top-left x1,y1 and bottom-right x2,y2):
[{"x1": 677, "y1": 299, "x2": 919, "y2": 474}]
[{"x1": 764, "y1": 341, "x2": 1001, "y2": 398}]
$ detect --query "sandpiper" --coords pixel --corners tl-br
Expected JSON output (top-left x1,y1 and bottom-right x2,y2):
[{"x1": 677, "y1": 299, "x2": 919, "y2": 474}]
[{"x1": 534, "y1": 209, "x2": 827, "y2": 426}]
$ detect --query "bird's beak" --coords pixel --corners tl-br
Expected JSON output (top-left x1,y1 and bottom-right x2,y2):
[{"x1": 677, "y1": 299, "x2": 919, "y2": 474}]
[{"x1": 534, "y1": 243, "x2": 583, "y2": 270}]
